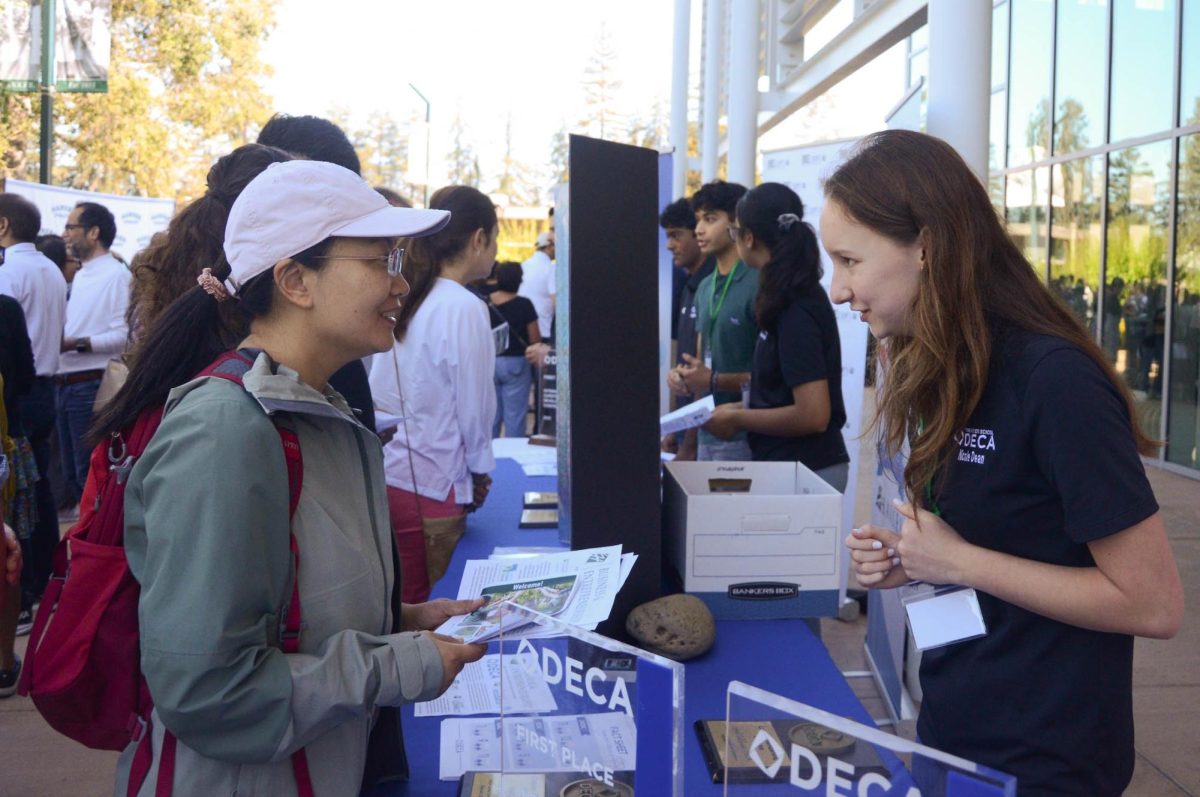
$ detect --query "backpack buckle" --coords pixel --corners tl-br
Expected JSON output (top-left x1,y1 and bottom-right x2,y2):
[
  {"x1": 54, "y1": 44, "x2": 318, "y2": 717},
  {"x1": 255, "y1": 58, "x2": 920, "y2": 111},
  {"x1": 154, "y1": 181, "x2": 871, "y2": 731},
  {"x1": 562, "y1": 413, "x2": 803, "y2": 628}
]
[{"x1": 128, "y1": 713, "x2": 149, "y2": 743}]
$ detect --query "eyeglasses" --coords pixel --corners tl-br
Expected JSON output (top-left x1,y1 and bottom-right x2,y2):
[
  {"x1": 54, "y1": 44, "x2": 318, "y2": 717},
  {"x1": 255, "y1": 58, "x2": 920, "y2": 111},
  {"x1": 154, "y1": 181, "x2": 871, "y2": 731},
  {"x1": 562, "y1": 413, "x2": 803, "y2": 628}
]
[
  {"x1": 727, "y1": 225, "x2": 742, "y2": 241},
  {"x1": 311, "y1": 245, "x2": 405, "y2": 276},
  {"x1": 63, "y1": 223, "x2": 89, "y2": 231}
]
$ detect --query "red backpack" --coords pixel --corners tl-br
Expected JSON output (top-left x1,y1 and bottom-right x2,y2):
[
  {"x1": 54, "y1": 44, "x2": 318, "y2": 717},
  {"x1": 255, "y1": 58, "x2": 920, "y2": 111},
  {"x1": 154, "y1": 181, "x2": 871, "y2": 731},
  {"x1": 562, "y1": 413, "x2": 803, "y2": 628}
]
[{"x1": 17, "y1": 351, "x2": 315, "y2": 796}]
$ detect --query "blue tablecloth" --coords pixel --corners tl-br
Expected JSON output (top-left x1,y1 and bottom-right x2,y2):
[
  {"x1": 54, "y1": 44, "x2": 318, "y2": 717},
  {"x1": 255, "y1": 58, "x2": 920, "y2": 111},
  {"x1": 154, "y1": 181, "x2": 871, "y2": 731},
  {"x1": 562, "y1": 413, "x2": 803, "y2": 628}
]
[{"x1": 379, "y1": 458, "x2": 878, "y2": 795}]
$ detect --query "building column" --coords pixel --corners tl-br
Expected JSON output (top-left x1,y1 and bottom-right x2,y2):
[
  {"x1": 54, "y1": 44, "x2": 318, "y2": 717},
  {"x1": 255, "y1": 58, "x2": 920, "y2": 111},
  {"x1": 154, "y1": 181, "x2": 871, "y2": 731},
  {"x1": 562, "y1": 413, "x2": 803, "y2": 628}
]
[
  {"x1": 701, "y1": 0, "x2": 724, "y2": 181},
  {"x1": 727, "y1": 0, "x2": 760, "y2": 187},
  {"x1": 670, "y1": 0, "x2": 692, "y2": 199},
  {"x1": 926, "y1": 0, "x2": 991, "y2": 178}
]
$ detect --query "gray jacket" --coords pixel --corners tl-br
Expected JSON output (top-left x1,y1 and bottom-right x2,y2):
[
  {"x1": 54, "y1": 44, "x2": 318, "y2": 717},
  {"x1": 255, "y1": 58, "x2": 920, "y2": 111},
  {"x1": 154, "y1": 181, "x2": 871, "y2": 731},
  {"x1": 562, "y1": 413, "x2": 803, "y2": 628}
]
[{"x1": 116, "y1": 353, "x2": 444, "y2": 796}]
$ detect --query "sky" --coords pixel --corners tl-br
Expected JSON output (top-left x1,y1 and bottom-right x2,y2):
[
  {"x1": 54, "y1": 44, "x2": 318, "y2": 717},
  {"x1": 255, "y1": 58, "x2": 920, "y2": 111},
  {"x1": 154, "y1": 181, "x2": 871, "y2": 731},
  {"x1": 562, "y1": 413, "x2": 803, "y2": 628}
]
[{"x1": 262, "y1": 0, "x2": 907, "y2": 201}]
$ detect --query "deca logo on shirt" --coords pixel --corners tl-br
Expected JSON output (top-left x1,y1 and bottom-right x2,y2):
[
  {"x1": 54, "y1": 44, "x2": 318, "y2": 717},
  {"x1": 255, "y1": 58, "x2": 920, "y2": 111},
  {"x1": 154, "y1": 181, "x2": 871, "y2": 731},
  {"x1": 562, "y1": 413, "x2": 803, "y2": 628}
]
[{"x1": 953, "y1": 426, "x2": 996, "y2": 466}]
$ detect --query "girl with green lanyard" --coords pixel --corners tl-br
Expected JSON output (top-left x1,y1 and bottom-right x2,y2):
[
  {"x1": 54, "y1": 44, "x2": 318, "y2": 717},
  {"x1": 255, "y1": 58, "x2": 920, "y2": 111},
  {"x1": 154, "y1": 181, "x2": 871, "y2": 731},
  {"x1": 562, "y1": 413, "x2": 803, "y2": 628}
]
[{"x1": 830, "y1": 131, "x2": 1182, "y2": 795}]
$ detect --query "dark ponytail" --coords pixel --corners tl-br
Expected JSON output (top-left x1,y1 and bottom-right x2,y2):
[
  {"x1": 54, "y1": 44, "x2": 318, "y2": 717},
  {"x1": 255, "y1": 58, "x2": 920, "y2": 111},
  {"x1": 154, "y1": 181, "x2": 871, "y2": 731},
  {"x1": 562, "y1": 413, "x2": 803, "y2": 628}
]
[
  {"x1": 394, "y1": 185, "x2": 498, "y2": 342},
  {"x1": 736, "y1": 182, "x2": 822, "y2": 330},
  {"x1": 126, "y1": 143, "x2": 293, "y2": 343},
  {"x1": 88, "y1": 165, "x2": 332, "y2": 445}
]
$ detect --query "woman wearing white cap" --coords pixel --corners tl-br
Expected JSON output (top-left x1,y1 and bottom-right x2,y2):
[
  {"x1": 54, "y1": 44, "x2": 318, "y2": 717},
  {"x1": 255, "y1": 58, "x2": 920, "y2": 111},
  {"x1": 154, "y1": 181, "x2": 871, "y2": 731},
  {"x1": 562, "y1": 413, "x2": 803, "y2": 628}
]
[{"x1": 110, "y1": 160, "x2": 487, "y2": 795}]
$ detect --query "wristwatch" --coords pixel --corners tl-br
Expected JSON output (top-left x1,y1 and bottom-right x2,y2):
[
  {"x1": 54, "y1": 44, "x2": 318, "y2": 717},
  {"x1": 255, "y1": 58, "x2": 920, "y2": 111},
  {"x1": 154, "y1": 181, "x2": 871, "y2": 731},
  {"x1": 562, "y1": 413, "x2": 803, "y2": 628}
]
[{"x1": 74, "y1": 338, "x2": 88, "y2": 353}]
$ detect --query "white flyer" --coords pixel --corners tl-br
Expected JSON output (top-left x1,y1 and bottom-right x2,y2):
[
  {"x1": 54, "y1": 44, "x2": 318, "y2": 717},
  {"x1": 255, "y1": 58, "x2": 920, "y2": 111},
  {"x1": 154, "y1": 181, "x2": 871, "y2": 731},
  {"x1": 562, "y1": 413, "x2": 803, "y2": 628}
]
[
  {"x1": 439, "y1": 546, "x2": 624, "y2": 639},
  {"x1": 660, "y1": 394, "x2": 715, "y2": 435},
  {"x1": 438, "y1": 712, "x2": 637, "y2": 780},
  {"x1": 415, "y1": 652, "x2": 558, "y2": 717}
]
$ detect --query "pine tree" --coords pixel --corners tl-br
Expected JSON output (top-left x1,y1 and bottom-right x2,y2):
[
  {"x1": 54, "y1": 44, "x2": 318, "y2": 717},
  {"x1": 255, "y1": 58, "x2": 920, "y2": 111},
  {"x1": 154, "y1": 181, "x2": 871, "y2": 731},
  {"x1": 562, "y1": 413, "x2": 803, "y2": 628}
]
[{"x1": 577, "y1": 24, "x2": 625, "y2": 141}]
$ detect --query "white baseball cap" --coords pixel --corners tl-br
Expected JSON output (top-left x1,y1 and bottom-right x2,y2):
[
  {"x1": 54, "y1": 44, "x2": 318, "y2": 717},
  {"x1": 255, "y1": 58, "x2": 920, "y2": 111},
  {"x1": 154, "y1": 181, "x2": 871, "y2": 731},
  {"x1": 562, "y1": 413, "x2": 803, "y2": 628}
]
[{"x1": 223, "y1": 160, "x2": 451, "y2": 294}]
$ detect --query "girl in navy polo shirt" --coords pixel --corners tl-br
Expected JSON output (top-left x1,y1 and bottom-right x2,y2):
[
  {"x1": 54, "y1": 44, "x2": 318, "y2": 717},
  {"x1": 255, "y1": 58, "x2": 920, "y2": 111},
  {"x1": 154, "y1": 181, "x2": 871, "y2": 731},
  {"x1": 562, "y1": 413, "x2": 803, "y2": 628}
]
[
  {"x1": 702, "y1": 182, "x2": 850, "y2": 491},
  {"x1": 827, "y1": 131, "x2": 1183, "y2": 795}
]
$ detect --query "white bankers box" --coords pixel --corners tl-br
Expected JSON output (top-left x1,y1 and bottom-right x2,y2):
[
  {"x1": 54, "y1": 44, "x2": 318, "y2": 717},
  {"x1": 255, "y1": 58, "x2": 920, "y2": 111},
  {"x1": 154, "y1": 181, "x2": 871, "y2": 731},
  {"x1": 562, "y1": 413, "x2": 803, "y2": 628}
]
[{"x1": 662, "y1": 461, "x2": 843, "y2": 619}]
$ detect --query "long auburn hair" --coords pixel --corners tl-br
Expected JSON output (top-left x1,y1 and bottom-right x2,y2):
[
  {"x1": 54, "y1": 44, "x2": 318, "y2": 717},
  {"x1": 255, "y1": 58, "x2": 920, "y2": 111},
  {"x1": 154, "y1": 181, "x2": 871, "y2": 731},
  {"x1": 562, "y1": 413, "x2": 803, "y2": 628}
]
[{"x1": 824, "y1": 130, "x2": 1157, "y2": 508}]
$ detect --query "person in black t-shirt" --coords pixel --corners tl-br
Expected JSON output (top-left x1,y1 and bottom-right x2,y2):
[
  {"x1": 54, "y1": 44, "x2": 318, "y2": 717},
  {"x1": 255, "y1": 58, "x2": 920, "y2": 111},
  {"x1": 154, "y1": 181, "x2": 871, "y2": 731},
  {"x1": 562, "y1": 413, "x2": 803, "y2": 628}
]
[
  {"x1": 826, "y1": 131, "x2": 1182, "y2": 796},
  {"x1": 487, "y1": 261, "x2": 541, "y2": 437},
  {"x1": 701, "y1": 183, "x2": 849, "y2": 490},
  {"x1": 659, "y1": 196, "x2": 716, "y2": 459}
]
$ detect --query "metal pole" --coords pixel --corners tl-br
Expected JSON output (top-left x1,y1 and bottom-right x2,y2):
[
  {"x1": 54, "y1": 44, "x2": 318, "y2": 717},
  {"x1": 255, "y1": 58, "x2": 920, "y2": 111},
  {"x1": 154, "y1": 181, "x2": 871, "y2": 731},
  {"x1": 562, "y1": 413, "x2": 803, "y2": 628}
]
[
  {"x1": 727, "y1": 0, "x2": 759, "y2": 187},
  {"x1": 409, "y1": 83, "x2": 431, "y2": 207},
  {"x1": 670, "y1": 0, "x2": 691, "y2": 199},
  {"x1": 701, "y1": 0, "x2": 724, "y2": 181},
  {"x1": 39, "y1": 0, "x2": 56, "y2": 185},
  {"x1": 926, "y1": 0, "x2": 991, "y2": 179}
]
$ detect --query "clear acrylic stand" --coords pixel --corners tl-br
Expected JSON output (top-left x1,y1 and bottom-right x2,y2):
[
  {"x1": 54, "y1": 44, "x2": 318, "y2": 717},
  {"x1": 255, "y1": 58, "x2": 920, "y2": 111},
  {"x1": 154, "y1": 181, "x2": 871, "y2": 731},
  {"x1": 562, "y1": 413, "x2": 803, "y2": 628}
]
[
  {"x1": 449, "y1": 602, "x2": 685, "y2": 796},
  {"x1": 714, "y1": 680, "x2": 1016, "y2": 796}
]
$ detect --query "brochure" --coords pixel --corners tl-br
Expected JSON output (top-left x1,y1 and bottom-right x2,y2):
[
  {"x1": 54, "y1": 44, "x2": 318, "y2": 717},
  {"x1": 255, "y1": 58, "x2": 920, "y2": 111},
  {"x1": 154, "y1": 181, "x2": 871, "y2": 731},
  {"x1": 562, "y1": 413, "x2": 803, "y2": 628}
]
[
  {"x1": 438, "y1": 575, "x2": 579, "y2": 644},
  {"x1": 660, "y1": 394, "x2": 715, "y2": 435},
  {"x1": 415, "y1": 652, "x2": 558, "y2": 717},
  {"x1": 438, "y1": 713, "x2": 637, "y2": 780}
]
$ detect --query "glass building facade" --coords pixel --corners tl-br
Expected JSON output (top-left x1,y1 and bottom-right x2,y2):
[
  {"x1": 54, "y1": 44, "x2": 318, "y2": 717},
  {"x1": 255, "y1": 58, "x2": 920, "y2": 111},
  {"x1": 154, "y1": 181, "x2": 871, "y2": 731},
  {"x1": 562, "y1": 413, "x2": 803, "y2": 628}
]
[{"x1": 990, "y1": 0, "x2": 1200, "y2": 475}]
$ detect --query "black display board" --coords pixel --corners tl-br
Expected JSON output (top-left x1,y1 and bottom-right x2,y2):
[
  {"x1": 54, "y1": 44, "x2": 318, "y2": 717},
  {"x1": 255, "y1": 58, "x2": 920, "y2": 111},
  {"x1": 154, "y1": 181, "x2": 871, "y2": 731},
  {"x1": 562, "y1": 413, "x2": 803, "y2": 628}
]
[{"x1": 557, "y1": 135, "x2": 662, "y2": 637}]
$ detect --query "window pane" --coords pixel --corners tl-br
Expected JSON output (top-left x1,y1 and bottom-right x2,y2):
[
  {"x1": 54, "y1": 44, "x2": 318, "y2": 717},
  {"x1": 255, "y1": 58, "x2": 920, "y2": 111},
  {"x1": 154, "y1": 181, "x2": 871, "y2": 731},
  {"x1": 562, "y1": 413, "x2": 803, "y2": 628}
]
[
  {"x1": 1007, "y1": 0, "x2": 1053, "y2": 166},
  {"x1": 992, "y1": 1, "x2": 1010, "y2": 90},
  {"x1": 1182, "y1": 0, "x2": 1200, "y2": 126},
  {"x1": 1110, "y1": 0, "x2": 1177, "y2": 143},
  {"x1": 1050, "y1": 156, "x2": 1103, "y2": 335},
  {"x1": 1006, "y1": 167, "x2": 1051, "y2": 277},
  {"x1": 1104, "y1": 140, "x2": 1173, "y2": 441},
  {"x1": 991, "y1": 90, "x2": 1008, "y2": 172},
  {"x1": 1168, "y1": 133, "x2": 1200, "y2": 469},
  {"x1": 909, "y1": 48, "x2": 929, "y2": 90},
  {"x1": 1054, "y1": 0, "x2": 1108, "y2": 155}
]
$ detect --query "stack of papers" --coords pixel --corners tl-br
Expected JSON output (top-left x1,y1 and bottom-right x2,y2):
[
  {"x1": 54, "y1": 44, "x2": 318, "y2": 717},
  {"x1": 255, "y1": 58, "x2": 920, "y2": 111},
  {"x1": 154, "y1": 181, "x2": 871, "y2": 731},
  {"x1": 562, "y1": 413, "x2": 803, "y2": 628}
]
[{"x1": 436, "y1": 545, "x2": 637, "y2": 644}]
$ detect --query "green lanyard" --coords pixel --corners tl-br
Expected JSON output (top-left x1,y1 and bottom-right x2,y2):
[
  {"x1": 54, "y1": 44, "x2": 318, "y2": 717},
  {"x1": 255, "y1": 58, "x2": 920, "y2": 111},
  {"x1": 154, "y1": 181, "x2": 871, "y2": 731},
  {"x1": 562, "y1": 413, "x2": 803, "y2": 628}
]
[
  {"x1": 706, "y1": 261, "x2": 740, "y2": 343},
  {"x1": 916, "y1": 417, "x2": 943, "y2": 517}
]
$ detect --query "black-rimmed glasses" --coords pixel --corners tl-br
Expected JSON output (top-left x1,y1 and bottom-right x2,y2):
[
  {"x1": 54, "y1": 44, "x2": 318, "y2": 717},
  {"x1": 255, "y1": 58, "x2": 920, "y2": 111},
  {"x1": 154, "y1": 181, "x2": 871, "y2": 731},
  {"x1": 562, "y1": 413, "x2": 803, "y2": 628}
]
[{"x1": 312, "y1": 245, "x2": 405, "y2": 276}]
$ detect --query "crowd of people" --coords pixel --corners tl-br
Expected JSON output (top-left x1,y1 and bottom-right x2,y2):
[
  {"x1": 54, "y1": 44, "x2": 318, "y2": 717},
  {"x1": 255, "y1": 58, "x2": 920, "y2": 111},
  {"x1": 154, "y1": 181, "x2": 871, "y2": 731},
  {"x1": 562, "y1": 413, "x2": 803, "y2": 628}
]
[{"x1": 0, "y1": 118, "x2": 1185, "y2": 796}]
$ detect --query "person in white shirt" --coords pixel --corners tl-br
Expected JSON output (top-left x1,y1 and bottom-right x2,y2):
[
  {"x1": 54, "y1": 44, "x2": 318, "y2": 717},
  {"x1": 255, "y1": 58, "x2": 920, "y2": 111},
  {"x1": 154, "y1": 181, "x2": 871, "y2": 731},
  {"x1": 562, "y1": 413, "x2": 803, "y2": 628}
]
[
  {"x1": 369, "y1": 185, "x2": 498, "y2": 603},
  {"x1": 519, "y1": 230, "x2": 556, "y2": 340},
  {"x1": 0, "y1": 193, "x2": 67, "y2": 619},
  {"x1": 57, "y1": 201, "x2": 130, "y2": 509}
]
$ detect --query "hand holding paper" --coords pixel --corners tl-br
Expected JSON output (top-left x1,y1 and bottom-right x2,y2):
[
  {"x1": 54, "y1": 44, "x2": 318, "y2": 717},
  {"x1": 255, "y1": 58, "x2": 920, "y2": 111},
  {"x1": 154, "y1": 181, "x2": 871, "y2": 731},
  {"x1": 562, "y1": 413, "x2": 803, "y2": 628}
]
[{"x1": 660, "y1": 394, "x2": 716, "y2": 435}]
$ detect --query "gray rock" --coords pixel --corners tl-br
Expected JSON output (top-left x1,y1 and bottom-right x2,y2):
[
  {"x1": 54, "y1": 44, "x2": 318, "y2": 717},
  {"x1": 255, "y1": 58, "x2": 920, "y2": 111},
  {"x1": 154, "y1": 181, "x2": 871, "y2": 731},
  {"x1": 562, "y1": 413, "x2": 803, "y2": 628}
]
[{"x1": 626, "y1": 594, "x2": 715, "y2": 661}]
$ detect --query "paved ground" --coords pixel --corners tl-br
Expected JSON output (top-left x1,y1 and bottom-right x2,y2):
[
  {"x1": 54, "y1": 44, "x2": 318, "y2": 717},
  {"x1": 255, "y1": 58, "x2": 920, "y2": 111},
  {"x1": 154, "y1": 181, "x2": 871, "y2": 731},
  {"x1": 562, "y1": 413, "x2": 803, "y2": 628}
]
[{"x1": 2, "y1": 442, "x2": 1197, "y2": 795}]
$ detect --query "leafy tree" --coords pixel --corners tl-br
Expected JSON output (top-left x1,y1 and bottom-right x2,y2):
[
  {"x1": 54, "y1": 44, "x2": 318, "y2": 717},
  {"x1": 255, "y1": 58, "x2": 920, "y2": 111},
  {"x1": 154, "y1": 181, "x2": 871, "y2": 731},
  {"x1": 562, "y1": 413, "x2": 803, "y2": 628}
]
[
  {"x1": 446, "y1": 112, "x2": 481, "y2": 187},
  {"x1": 577, "y1": 24, "x2": 625, "y2": 141},
  {"x1": 548, "y1": 126, "x2": 569, "y2": 185},
  {"x1": 626, "y1": 99, "x2": 668, "y2": 151},
  {"x1": 355, "y1": 108, "x2": 422, "y2": 200},
  {"x1": 2, "y1": 0, "x2": 277, "y2": 200},
  {"x1": 494, "y1": 115, "x2": 541, "y2": 206}
]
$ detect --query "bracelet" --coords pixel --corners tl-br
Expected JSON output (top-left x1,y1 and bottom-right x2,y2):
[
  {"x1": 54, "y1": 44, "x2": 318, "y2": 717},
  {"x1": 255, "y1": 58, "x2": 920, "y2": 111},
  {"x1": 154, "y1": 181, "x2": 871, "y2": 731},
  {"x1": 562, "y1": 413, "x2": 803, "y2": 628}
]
[{"x1": 709, "y1": 369, "x2": 719, "y2": 395}]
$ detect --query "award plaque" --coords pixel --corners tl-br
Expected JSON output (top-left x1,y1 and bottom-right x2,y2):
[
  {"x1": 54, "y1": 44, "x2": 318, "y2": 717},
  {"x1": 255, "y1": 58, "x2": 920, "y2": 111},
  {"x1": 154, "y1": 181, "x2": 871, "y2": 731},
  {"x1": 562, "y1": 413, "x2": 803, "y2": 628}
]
[
  {"x1": 723, "y1": 681, "x2": 1017, "y2": 796},
  {"x1": 519, "y1": 510, "x2": 559, "y2": 529}
]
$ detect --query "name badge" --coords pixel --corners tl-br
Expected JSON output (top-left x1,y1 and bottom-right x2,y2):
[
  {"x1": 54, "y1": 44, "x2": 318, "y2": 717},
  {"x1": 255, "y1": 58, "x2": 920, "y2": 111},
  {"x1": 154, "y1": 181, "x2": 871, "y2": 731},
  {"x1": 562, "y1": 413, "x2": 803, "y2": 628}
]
[{"x1": 900, "y1": 583, "x2": 987, "y2": 651}]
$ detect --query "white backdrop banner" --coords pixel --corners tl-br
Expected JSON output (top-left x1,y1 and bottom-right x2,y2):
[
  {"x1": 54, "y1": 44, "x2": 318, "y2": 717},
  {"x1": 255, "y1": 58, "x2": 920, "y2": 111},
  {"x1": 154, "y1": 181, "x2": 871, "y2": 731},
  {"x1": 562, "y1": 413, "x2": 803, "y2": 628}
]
[
  {"x1": 760, "y1": 138, "x2": 867, "y2": 605},
  {"x1": 2, "y1": 177, "x2": 175, "y2": 261}
]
